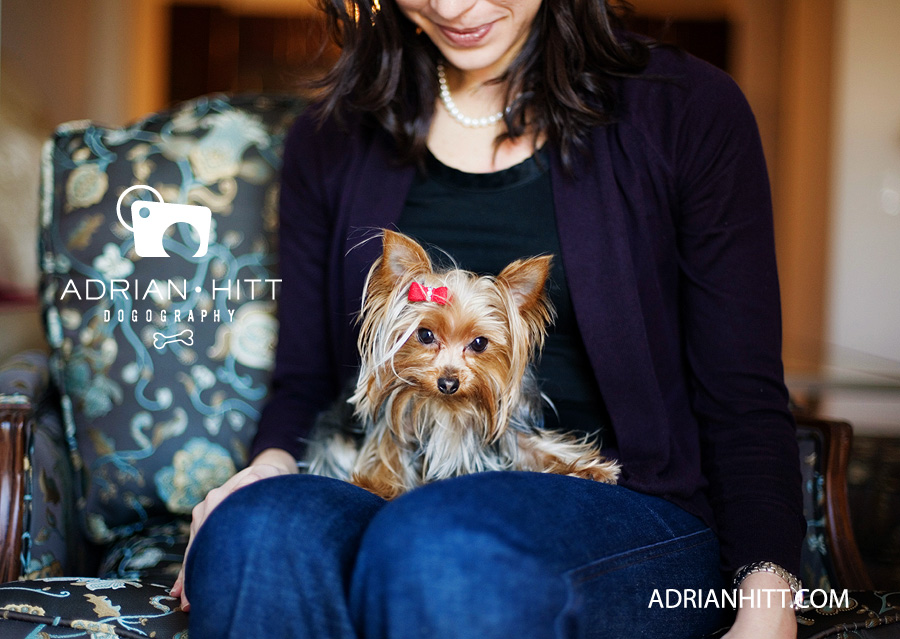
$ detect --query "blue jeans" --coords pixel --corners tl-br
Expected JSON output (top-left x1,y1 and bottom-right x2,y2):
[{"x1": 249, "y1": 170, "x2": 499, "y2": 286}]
[{"x1": 185, "y1": 472, "x2": 730, "y2": 638}]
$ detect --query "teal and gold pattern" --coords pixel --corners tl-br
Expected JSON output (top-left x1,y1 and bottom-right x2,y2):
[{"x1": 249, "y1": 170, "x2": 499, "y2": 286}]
[
  {"x1": 39, "y1": 94, "x2": 305, "y2": 545},
  {"x1": 0, "y1": 93, "x2": 303, "y2": 639},
  {"x1": 0, "y1": 350, "x2": 81, "y2": 580},
  {"x1": 0, "y1": 578, "x2": 187, "y2": 639}
]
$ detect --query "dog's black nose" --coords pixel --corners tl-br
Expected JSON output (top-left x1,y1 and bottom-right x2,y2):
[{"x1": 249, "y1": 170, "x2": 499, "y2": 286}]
[{"x1": 437, "y1": 377, "x2": 459, "y2": 395}]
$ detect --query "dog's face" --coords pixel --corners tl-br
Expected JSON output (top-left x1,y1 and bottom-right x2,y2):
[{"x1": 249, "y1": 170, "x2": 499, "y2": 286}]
[
  {"x1": 354, "y1": 230, "x2": 553, "y2": 435},
  {"x1": 393, "y1": 274, "x2": 516, "y2": 405}
]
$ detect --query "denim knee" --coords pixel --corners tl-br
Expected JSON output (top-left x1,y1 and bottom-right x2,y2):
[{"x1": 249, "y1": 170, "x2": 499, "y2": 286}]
[
  {"x1": 356, "y1": 472, "x2": 551, "y2": 568},
  {"x1": 185, "y1": 477, "x2": 277, "y2": 594},
  {"x1": 187, "y1": 475, "x2": 385, "y2": 639},
  {"x1": 350, "y1": 473, "x2": 571, "y2": 639},
  {"x1": 186, "y1": 474, "x2": 384, "y2": 599}
]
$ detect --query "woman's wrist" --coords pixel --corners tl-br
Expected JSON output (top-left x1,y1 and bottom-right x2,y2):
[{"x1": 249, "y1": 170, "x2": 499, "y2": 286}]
[
  {"x1": 734, "y1": 561, "x2": 802, "y2": 604},
  {"x1": 726, "y1": 572, "x2": 798, "y2": 638},
  {"x1": 735, "y1": 571, "x2": 799, "y2": 608},
  {"x1": 251, "y1": 447, "x2": 300, "y2": 474}
]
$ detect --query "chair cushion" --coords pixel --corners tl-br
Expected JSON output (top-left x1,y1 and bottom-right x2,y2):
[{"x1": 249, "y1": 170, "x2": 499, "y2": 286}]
[
  {"x1": 699, "y1": 591, "x2": 900, "y2": 639},
  {"x1": 98, "y1": 519, "x2": 189, "y2": 583},
  {"x1": 39, "y1": 94, "x2": 305, "y2": 543},
  {"x1": 0, "y1": 577, "x2": 186, "y2": 638},
  {"x1": 796, "y1": 590, "x2": 900, "y2": 639}
]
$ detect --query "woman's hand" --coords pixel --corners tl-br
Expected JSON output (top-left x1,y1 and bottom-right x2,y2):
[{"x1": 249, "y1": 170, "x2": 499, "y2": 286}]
[
  {"x1": 722, "y1": 571, "x2": 798, "y2": 639},
  {"x1": 170, "y1": 448, "x2": 298, "y2": 611}
]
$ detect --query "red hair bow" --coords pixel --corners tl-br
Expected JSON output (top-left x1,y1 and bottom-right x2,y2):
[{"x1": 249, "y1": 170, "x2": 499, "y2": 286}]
[{"x1": 408, "y1": 282, "x2": 450, "y2": 305}]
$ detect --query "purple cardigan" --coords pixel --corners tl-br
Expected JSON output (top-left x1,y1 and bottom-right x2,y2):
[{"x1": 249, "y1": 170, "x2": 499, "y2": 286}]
[{"x1": 253, "y1": 48, "x2": 806, "y2": 576}]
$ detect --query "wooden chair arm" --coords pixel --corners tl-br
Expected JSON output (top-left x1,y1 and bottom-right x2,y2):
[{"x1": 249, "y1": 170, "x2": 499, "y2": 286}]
[
  {"x1": 0, "y1": 396, "x2": 31, "y2": 583},
  {"x1": 794, "y1": 414, "x2": 873, "y2": 590}
]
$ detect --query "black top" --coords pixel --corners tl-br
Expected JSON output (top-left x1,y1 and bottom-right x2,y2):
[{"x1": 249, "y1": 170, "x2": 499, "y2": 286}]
[{"x1": 396, "y1": 150, "x2": 615, "y2": 447}]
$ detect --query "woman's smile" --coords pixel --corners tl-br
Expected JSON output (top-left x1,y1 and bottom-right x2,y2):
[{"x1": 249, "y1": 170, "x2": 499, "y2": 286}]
[
  {"x1": 396, "y1": 0, "x2": 543, "y2": 81},
  {"x1": 436, "y1": 20, "x2": 498, "y2": 48}
]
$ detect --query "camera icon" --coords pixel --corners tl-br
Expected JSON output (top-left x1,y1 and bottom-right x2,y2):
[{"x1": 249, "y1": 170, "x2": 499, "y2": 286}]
[{"x1": 116, "y1": 185, "x2": 211, "y2": 258}]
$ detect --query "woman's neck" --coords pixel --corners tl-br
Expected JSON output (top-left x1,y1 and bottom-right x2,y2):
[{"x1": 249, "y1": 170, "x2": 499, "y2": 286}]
[
  {"x1": 428, "y1": 61, "x2": 540, "y2": 174},
  {"x1": 441, "y1": 63, "x2": 508, "y2": 117}
]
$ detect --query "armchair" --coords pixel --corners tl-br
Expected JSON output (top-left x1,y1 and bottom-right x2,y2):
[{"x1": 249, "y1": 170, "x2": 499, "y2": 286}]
[{"x1": 0, "y1": 93, "x2": 897, "y2": 639}]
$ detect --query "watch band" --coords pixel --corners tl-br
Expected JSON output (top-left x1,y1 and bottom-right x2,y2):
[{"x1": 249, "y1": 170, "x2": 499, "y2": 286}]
[{"x1": 733, "y1": 561, "x2": 803, "y2": 609}]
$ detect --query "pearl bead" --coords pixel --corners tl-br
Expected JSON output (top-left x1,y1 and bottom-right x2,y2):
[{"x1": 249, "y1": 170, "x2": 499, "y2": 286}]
[{"x1": 437, "y1": 62, "x2": 517, "y2": 129}]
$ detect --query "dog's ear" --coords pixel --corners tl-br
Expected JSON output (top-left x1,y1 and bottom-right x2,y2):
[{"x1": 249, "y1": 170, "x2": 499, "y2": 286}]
[
  {"x1": 498, "y1": 255, "x2": 552, "y2": 312},
  {"x1": 378, "y1": 230, "x2": 432, "y2": 284}
]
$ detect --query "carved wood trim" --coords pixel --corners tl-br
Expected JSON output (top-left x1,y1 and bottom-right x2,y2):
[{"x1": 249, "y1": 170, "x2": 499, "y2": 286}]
[{"x1": 0, "y1": 398, "x2": 31, "y2": 583}]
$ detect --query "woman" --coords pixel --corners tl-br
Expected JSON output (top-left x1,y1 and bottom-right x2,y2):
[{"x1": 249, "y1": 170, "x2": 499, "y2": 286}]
[{"x1": 172, "y1": 1, "x2": 805, "y2": 637}]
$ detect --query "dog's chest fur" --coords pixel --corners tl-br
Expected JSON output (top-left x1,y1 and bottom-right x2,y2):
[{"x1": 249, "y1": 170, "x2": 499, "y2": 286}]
[{"x1": 302, "y1": 370, "x2": 547, "y2": 490}]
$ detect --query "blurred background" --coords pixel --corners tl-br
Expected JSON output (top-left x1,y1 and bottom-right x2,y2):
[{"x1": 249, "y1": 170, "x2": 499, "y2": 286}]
[{"x1": 1, "y1": 0, "x2": 898, "y2": 583}]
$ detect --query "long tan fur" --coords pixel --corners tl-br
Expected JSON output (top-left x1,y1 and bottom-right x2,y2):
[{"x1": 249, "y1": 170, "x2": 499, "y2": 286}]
[{"x1": 306, "y1": 230, "x2": 619, "y2": 499}]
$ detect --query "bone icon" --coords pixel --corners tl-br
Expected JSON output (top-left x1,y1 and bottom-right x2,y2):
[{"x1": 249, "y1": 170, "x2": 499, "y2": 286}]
[
  {"x1": 116, "y1": 185, "x2": 212, "y2": 258},
  {"x1": 153, "y1": 329, "x2": 194, "y2": 350}
]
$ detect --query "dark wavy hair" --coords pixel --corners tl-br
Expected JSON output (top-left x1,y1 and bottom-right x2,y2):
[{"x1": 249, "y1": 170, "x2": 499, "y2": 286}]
[{"x1": 311, "y1": 0, "x2": 651, "y2": 169}]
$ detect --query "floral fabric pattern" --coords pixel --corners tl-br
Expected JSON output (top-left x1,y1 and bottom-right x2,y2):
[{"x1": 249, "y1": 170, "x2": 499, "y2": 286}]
[
  {"x1": 97, "y1": 520, "x2": 189, "y2": 583},
  {"x1": 39, "y1": 94, "x2": 306, "y2": 543},
  {"x1": 1, "y1": 350, "x2": 83, "y2": 579},
  {"x1": 0, "y1": 578, "x2": 187, "y2": 639},
  {"x1": 154, "y1": 438, "x2": 236, "y2": 513}
]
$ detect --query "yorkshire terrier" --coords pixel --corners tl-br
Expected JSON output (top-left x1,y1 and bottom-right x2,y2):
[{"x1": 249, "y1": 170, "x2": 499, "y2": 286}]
[{"x1": 303, "y1": 230, "x2": 619, "y2": 499}]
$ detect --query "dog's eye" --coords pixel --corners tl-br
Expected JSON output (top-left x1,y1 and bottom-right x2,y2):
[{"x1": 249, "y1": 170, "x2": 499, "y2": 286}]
[
  {"x1": 417, "y1": 328, "x2": 435, "y2": 345},
  {"x1": 468, "y1": 337, "x2": 488, "y2": 353}
]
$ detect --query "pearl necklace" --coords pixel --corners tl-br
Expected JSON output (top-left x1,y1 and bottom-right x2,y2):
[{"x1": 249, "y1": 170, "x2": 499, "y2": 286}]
[{"x1": 437, "y1": 62, "x2": 510, "y2": 128}]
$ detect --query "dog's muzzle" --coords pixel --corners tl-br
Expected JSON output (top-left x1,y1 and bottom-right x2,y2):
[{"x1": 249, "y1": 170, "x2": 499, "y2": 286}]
[{"x1": 437, "y1": 377, "x2": 459, "y2": 395}]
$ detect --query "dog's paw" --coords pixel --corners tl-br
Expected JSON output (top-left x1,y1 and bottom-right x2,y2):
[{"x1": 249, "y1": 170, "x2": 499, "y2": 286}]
[
  {"x1": 350, "y1": 473, "x2": 405, "y2": 500},
  {"x1": 571, "y1": 459, "x2": 620, "y2": 485}
]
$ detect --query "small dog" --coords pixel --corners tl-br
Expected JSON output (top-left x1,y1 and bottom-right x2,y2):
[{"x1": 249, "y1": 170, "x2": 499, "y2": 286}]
[{"x1": 303, "y1": 230, "x2": 619, "y2": 499}]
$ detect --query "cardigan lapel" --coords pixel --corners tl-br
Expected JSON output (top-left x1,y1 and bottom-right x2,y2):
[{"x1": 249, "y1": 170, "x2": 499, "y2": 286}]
[
  {"x1": 335, "y1": 127, "x2": 416, "y2": 369},
  {"x1": 548, "y1": 142, "x2": 671, "y2": 483},
  {"x1": 345, "y1": 127, "x2": 416, "y2": 269}
]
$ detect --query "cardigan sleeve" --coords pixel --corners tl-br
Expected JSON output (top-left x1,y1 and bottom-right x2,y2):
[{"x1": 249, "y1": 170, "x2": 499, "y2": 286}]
[
  {"x1": 250, "y1": 111, "x2": 343, "y2": 461},
  {"x1": 673, "y1": 67, "x2": 806, "y2": 575}
]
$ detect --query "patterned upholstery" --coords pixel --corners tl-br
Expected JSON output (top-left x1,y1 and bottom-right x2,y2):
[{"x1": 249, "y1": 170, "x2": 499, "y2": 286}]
[
  {"x1": 0, "y1": 350, "x2": 83, "y2": 579},
  {"x1": 39, "y1": 94, "x2": 304, "y2": 546},
  {"x1": 794, "y1": 591, "x2": 900, "y2": 639},
  {"x1": 799, "y1": 425, "x2": 837, "y2": 592},
  {"x1": 0, "y1": 578, "x2": 187, "y2": 639},
  {"x1": 1, "y1": 92, "x2": 899, "y2": 638},
  {"x1": 0, "y1": 93, "x2": 303, "y2": 638}
]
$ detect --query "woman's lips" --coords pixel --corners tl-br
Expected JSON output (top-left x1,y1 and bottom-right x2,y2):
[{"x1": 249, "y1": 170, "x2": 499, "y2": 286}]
[{"x1": 437, "y1": 22, "x2": 494, "y2": 47}]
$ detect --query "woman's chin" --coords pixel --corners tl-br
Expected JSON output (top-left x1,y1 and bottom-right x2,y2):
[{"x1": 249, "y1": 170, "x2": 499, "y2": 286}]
[{"x1": 436, "y1": 45, "x2": 517, "y2": 80}]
